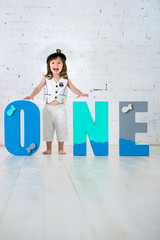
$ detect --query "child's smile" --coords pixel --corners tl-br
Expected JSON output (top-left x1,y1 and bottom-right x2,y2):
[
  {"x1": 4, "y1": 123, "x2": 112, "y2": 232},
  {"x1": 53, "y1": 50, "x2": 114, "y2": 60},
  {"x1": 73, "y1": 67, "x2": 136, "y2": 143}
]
[
  {"x1": 53, "y1": 67, "x2": 59, "y2": 72},
  {"x1": 50, "y1": 56, "x2": 63, "y2": 75}
]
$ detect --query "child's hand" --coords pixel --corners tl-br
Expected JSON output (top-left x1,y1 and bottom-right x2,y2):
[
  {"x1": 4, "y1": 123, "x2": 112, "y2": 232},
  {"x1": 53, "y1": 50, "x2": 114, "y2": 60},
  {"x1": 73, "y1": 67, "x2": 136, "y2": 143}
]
[
  {"x1": 23, "y1": 95, "x2": 34, "y2": 100},
  {"x1": 77, "y1": 93, "x2": 89, "y2": 98}
]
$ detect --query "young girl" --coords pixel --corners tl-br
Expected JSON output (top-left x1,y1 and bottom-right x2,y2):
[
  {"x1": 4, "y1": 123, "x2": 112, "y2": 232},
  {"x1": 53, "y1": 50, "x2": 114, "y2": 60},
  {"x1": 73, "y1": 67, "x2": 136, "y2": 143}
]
[{"x1": 24, "y1": 49, "x2": 88, "y2": 155}]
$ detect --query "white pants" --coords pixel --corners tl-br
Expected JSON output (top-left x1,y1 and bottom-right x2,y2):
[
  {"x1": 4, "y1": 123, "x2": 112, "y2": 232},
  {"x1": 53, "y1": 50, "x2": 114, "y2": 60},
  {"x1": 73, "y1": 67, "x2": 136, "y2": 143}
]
[{"x1": 43, "y1": 103, "x2": 68, "y2": 142}]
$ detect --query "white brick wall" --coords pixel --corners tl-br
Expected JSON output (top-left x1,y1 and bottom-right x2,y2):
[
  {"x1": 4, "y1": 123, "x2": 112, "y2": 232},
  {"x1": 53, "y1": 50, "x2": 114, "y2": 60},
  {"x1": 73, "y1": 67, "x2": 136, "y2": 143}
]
[{"x1": 0, "y1": 0, "x2": 160, "y2": 146}]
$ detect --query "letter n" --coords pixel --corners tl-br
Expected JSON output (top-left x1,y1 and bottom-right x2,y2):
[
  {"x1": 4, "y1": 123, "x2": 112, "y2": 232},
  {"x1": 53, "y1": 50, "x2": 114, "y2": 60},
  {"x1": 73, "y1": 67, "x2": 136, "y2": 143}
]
[{"x1": 73, "y1": 101, "x2": 108, "y2": 156}]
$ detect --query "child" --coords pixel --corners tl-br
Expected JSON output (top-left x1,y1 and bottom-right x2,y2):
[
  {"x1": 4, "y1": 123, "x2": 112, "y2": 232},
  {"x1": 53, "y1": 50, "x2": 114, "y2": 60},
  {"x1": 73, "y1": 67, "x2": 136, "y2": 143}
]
[{"x1": 24, "y1": 49, "x2": 88, "y2": 155}]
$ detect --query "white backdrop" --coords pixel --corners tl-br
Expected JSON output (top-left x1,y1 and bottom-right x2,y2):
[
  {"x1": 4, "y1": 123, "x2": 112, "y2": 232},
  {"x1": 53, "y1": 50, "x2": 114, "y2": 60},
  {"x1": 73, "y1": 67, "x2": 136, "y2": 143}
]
[{"x1": 0, "y1": 0, "x2": 160, "y2": 145}]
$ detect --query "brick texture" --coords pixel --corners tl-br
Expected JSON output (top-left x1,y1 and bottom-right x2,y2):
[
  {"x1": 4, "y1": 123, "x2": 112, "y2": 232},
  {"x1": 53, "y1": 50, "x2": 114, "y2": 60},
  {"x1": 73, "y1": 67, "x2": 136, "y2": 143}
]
[{"x1": 0, "y1": 0, "x2": 160, "y2": 145}]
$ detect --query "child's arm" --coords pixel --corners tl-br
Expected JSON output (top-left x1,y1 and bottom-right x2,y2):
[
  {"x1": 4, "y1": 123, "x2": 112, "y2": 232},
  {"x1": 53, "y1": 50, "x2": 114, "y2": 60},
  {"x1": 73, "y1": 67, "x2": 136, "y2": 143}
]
[
  {"x1": 67, "y1": 79, "x2": 88, "y2": 98},
  {"x1": 24, "y1": 76, "x2": 46, "y2": 100}
]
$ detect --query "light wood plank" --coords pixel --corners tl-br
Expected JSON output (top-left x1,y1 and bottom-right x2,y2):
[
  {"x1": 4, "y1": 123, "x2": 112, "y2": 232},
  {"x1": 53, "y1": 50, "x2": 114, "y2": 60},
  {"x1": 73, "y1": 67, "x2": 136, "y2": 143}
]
[
  {"x1": 42, "y1": 153, "x2": 95, "y2": 240},
  {"x1": 0, "y1": 146, "x2": 159, "y2": 240},
  {"x1": 61, "y1": 146, "x2": 160, "y2": 240}
]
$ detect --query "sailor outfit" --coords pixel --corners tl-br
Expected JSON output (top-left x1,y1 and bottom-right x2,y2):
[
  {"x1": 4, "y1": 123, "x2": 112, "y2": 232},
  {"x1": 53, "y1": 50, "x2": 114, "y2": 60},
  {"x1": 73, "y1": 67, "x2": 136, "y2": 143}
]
[
  {"x1": 43, "y1": 76, "x2": 68, "y2": 142},
  {"x1": 44, "y1": 76, "x2": 68, "y2": 103}
]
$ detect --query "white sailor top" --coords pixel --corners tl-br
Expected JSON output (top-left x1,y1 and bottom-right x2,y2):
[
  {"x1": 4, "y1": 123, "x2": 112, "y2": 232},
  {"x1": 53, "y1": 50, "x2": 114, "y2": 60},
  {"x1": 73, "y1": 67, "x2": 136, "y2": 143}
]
[{"x1": 44, "y1": 76, "x2": 68, "y2": 103}]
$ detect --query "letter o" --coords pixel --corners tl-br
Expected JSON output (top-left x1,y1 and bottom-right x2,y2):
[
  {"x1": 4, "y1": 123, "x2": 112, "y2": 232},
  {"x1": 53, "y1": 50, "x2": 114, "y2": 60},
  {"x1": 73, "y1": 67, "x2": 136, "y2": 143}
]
[{"x1": 4, "y1": 100, "x2": 40, "y2": 155}]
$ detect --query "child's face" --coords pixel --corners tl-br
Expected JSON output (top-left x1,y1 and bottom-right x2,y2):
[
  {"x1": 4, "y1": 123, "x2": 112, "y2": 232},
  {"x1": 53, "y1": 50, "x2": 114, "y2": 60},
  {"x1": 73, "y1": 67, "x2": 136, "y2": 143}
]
[{"x1": 49, "y1": 56, "x2": 63, "y2": 75}]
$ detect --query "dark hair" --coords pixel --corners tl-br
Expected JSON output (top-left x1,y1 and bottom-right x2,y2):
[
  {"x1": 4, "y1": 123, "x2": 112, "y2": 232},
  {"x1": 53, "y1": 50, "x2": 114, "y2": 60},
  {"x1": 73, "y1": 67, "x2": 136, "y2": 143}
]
[
  {"x1": 46, "y1": 50, "x2": 66, "y2": 63},
  {"x1": 44, "y1": 56, "x2": 68, "y2": 80}
]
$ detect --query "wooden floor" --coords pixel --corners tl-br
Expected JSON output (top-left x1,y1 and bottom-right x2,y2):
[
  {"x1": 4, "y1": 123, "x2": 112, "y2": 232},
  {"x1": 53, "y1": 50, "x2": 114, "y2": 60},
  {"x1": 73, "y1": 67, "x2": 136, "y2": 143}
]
[{"x1": 0, "y1": 145, "x2": 160, "y2": 240}]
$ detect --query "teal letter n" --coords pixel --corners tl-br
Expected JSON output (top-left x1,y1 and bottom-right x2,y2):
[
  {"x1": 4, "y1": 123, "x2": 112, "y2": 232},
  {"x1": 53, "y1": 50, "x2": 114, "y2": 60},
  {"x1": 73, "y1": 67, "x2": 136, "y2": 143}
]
[{"x1": 73, "y1": 101, "x2": 108, "y2": 156}]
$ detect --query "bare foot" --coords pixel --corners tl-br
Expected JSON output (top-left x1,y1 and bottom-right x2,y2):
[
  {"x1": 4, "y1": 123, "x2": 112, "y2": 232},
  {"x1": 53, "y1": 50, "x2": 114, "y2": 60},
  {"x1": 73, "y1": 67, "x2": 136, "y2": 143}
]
[
  {"x1": 43, "y1": 150, "x2": 52, "y2": 155},
  {"x1": 58, "y1": 149, "x2": 66, "y2": 155}
]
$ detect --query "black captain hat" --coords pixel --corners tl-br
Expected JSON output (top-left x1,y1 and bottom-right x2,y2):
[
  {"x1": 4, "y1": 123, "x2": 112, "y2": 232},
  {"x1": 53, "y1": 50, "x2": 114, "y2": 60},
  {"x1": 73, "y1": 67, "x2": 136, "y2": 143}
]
[{"x1": 46, "y1": 49, "x2": 66, "y2": 63}]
